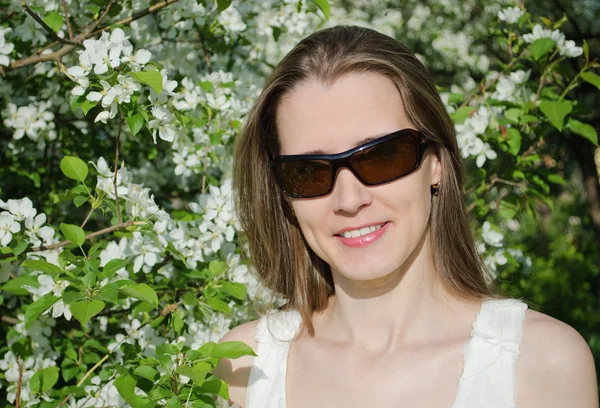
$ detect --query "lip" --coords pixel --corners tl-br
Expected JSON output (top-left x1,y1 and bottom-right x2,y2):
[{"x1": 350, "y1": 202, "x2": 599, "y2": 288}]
[
  {"x1": 334, "y1": 221, "x2": 389, "y2": 235},
  {"x1": 335, "y1": 222, "x2": 390, "y2": 248}
]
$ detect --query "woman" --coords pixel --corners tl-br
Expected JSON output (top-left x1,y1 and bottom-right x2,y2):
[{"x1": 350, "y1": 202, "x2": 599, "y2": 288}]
[{"x1": 215, "y1": 25, "x2": 597, "y2": 407}]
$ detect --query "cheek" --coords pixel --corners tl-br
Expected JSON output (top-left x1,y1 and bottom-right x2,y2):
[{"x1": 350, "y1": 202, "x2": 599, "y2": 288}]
[{"x1": 292, "y1": 202, "x2": 330, "y2": 254}]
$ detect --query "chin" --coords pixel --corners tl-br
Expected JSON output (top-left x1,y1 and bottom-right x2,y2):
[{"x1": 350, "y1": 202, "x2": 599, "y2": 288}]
[{"x1": 335, "y1": 259, "x2": 403, "y2": 282}]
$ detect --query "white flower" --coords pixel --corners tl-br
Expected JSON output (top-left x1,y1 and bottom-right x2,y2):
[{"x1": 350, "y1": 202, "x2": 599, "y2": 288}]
[
  {"x1": 482, "y1": 221, "x2": 504, "y2": 247},
  {"x1": 0, "y1": 212, "x2": 20, "y2": 247},
  {"x1": 523, "y1": 24, "x2": 565, "y2": 47},
  {"x1": 475, "y1": 142, "x2": 497, "y2": 168},
  {"x1": 129, "y1": 232, "x2": 163, "y2": 273},
  {"x1": 218, "y1": 7, "x2": 247, "y2": 33},
  {"x1": 51, "y1": 298, "x2": 72, "y2": 320},
  {"x1": 559, "y1": 40, "x2": 583, "y2": 58},
  {"x1": 494, "y1": 76, "x2": 517, "y2": 101},
  {"x1": 0, "y1": 28, "x2": 15, "y2": 67},
  {"x1": 90, "y1": 157, "x2": 130, "y2": 199},
  {"x1": 7, "y1": 198, "x2": 36, "y2": 221},
  {"x1": 509, "y1": 70, "x2": 530, "y2": 84},
  {"x1": 24, "y1": 274, "x2": 69, "y2": 301},
  {"x1": 498, "y1": 7, "x2": 524, "y2": 24},
  {"x1": 148, "y1": 106, "x2": 178, "y2": 143}
]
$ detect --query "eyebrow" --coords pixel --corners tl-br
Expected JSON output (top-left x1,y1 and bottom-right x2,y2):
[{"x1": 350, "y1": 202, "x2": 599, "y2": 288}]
[{"x1": 298, "y1": 132, "x2": 389, "y2": 155}]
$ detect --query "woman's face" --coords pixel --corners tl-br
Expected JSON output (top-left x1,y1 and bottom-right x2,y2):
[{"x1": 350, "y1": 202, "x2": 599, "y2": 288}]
[{"x1": 276, "y1": 71, "x2": 441, "y2": 283}]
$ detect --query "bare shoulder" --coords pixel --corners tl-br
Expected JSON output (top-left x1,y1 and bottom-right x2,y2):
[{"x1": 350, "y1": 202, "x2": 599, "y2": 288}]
[
  {"x1": 517, "y1": 309, "x2": 598, "y2": 408},
  {"x1": 213, "y1": 319, "x2": 261, "y2": 408}
]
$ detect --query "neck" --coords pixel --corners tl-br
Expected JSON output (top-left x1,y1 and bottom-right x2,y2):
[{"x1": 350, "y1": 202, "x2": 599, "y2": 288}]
[{"x1": 313, "y1": 229, "x2": 470, "y2": 355}]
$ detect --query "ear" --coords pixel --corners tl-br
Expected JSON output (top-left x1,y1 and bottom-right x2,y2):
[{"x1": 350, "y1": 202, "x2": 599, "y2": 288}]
[{"x1": 429, "y1": 151, "x2": 442, "y2": 185}]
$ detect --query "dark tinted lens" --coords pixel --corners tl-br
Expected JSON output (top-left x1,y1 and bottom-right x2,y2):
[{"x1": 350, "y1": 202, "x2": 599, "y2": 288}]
[
  {"x1": 275, "y1": 160, "x2": 333, "y2": 197},
  {"x1": 350, "y1": 136, "x2": 419, "y2": 184}
]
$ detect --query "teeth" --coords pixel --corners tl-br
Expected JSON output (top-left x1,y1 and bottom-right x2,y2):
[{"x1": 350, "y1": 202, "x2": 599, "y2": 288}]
[{"x1": 340, "y1": 223, "x2": 385, "y2": 239}]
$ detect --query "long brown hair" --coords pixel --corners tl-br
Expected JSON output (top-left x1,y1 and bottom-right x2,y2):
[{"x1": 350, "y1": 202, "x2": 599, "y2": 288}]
[{"x1": 233, "y1": 25, "x2": 503, "y2": 336}]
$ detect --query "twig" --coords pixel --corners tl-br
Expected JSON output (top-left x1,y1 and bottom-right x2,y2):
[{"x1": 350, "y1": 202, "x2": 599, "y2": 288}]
[
  {"x1": 80, "y1": 206, "x2": 95, "y2": 228},
  {"x1": 0, "y1": 221, "x2": 145, "y2": 260},
  {"x1": 15, "y1": 359, "x2": 23, "y2": 408},
  {"x1": 61, "y1": 0, "x2": 74, "y2": 39},
  {"x1": 56, "y1": 305, "x2": 177, "y2": 408},
  {"x1": 20, "y1": 0, "x2": 80, "y2": 45},
  {"x1": 114, "y1": 118, "x2": 123, "y2": 224},
  {"x1": 89, "y1": 0, "x2": 181, "y2": 37},
  {"x1": 1, "y1": 315, "x2": 18, "y2": 324},
  {"x1": 56, "y1": 355, "x2": 109, "y2": 408},
  {"x1": 2, "y1": 0, "x2": 184, "y2": 74},
  {"x1": 0, "y1": 1, "x2": 114, "y2": 74},
  {"x1": 201, "y1": 152, "x2": 208, "y2": 194},
  {"x1": 460, "y1": 49, "x2": 528, "y2": 108}
]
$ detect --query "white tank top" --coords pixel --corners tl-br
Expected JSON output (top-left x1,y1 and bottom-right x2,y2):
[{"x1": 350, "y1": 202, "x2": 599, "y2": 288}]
[{"x1": 245, "y1": 298, "x2": 528, "y2": 408}]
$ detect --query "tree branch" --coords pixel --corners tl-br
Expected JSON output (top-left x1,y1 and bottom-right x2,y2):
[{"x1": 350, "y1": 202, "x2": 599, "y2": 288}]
[
  {"x1": 0, "y1": 221, "x2": 145, "y2": 260},
  {"x1": 62, "y1": 0, "x2": 74, "y2": 39},
  {"x1": 114, "y1": 118, "x2": 123, "y2": 225},
  {"x1": 1, "y1": 0, "x2": 180, "y2": 74},
  {"x1": 20, "y1": 0, "x2": 80, "y2": 45}
]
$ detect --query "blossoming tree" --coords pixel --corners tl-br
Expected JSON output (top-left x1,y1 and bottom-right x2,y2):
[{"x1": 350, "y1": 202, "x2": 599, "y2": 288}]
[{"x1": 0, "y1": 0, "x2": 599, "y2": 406}]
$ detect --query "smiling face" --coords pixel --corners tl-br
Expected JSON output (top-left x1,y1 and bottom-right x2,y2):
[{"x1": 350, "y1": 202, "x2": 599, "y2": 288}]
[{"x1": 276, "y1": 71, "x2": 441, "y2": 284}]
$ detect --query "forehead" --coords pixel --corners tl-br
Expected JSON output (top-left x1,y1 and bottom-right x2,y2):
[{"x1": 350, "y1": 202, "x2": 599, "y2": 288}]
[{"x1": 275, "y1": 71, "x2": 414, "y2": 155}]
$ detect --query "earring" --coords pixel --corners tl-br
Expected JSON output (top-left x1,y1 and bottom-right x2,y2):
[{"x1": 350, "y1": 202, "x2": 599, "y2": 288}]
[{"x1": 431, "y1": 181, "x2": 441, "y2": 195}]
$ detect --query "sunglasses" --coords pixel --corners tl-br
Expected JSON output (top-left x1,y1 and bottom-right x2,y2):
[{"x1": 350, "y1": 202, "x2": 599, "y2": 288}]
[{"x1": 271, "y1": 128, "x2": 429, "y2": 198}]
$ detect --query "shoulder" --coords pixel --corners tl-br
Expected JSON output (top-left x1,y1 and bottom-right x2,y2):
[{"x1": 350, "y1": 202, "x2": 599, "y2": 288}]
[
  {"x1": 516, "y1": 308, "x2": 598, "y2": 408},
  {"x1": 213, "y1": 319, "x2": 261, "y2": 408}
]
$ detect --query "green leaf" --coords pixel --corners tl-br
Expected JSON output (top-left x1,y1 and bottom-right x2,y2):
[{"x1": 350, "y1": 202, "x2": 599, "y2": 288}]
[
  {"x1": 211, "y1": 341, "x2": 257, "y2": 359},
  {"x1": 530, "y1": 38, "x2": 554, "y2": 60},
  {"x1": 172, "y1": 311, "x2": 184, "y2": 334},
  {"x1": 70, "y1": 299, "x2": 105, "y2": 326},
  {"x1": 60, "y1": 156, "x2": 89, "y2": 183},
  {"x1": 311, "y1": 0, "x2": 330, "y2": 19},
  {"x1": 206, "y1": 297, "x2": 231, "y2": 313},
  {"x1": 504, "y1": 108, "x2": 521, "y2": 123},
  {"x1": 200, "y1": 376, "x2": 229, "y2": 399},
  {"x1": 583, "y1": 40, "x2": 589, "y2": 62},
  {"x1": 2, "y1": 275, "x2": 38, "y2": 296},
  {"x1": 538, "y1": 100, "x2": 572, "y2": 131},
  {"x1": 498, "y1": 199, "x2": 519, "y2": 219},
  {"x1": 62, "y1": 289, "x2": 85, "y2": 305},
  {"x1": 119, "y1": 283, "x2": 159, "y2": 308},
  {"x1": 73, "y1": 195, "x2": 88, "y2": 207},
  {"x1": 130, "y1": 71, "x2": 163, "y2": 95},
  {"x1": 134, "y1": 365, "x2": 159, "y2": 382},
  {"x1": 547, "y1": 174, "x2": 567, "y2": 185},
  {"x1": 581, "y1": 72, "x2": 600, "y2": 91},
  {"x1": 565, "y1": 119, "x2": 598, "y2": 145},
  {"x1": 29, "y1": 366, "x2": 60, "y2": 393},
  {"x1": 81, "y1": 99, "x2": 97, "y2": 115},
  {"x1": 25, "y1": 295, "x2": 59, "y2": 329},
  {"x1": 43, "y1": 11, "x2": 64, "y2": 33},
  {"x1": 506, "y1": 128, "x2": 522, "y2": 156},
  {"x1": 21, "y1": 259, "x2": 63, "y2": 275},
  {"x1": 96, "y1": 282, "x2": 119, "y2": 303},
  {"x1": 222, "y1": 281, "x2": 247, "y2": 300},
  {"x1": 115, "y1": 374, "x2": 136, "y2": 401},
  {"x1": 175, "y1": 362, "x2": 211, "y2": 386},
  {"x1": 450, "y1": 106, "x2": 475, "y2": 125},
  {"x1": 216, "y1": 0, "x2": 232, "y2": 12},
  {"x1": 60, "y1": 223, "x2": 86, "y2": 247},
  {"x1": 102, "y1": 258, "x2": 128, "y2": 278},
  {"x1": 126, "y1": 113, "x2": 144, "y2": 136},
  {"x1": 59, "y1": 385, "x2": 87, "y2": 397},
  {"x1": 208, "y1": 260, "x2": 228, "y2": 277},
  {"x1": 11, "y1": 240, "x2": 28, "y2": 256}
]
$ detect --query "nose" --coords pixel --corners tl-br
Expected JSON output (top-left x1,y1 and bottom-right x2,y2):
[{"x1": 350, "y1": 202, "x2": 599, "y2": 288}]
[{"x1": 330, "y1": 168, "x2": 372, "y2": 214}]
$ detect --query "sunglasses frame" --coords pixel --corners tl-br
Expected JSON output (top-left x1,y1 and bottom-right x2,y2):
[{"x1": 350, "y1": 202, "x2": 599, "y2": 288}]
[{"x1": 271, "y1": 128, "x2": 429, "y2": 198}]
